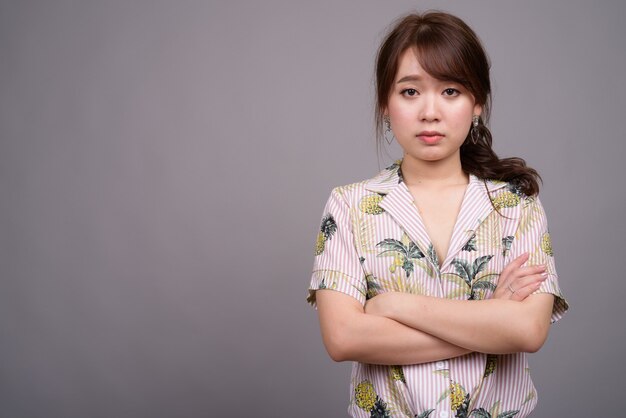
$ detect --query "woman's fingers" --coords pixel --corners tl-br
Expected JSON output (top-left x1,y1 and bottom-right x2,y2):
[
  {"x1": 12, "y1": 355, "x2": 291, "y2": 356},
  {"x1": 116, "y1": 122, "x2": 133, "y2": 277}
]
[
  {"x1": 501, "y1": 253, "x2": 529, "y2": 277},
  {"x1": 494, "y1": 254, "x2": 547, "y2": 301},
  {"x1": 510, "y1": 279, "x2": 545, "y2": 301},
  {"x1": 508, "y1": 272, "x2": 548, "y2": 301},
  {"x1": 517, "y1": 264, "x2": 547, "y2": 277}
]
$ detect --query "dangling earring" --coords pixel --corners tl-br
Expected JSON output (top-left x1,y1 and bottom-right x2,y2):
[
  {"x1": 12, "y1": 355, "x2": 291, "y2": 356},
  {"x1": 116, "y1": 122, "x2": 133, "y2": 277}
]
[
  {"x1": 470, "y1": 115, "x2": 480, "y2": 145},
  {"x1": 384, "y1": 116, "x2": 394, "y2": 145}
]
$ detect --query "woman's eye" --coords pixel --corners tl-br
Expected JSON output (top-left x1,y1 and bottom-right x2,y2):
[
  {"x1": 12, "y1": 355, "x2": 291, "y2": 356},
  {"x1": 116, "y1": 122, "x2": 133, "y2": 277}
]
[
  {"x1": 443, "y1": 88, "x2": 460, "y2": 96},
  {"x1": 402, "y1": 88, "x2": 418, "y2": 97}
]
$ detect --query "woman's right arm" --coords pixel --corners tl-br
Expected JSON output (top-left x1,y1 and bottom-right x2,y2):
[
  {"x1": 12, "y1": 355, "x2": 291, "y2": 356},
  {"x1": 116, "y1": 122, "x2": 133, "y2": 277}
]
[
  {"x1": 315, "y1": 253, "x2": 542, "y2": 365},
  {"x1": 311, "y1": 189, "x2": 465, "y2": 365},
  {"x1": 315, "y1": 289, "x2": 471, "y2": 365}
]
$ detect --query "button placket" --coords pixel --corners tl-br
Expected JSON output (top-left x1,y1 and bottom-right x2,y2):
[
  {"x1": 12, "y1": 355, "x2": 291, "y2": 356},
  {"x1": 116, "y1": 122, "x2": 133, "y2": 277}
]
[{"x1": 435, "y1": 360, "x2": 449, "y2": 370}]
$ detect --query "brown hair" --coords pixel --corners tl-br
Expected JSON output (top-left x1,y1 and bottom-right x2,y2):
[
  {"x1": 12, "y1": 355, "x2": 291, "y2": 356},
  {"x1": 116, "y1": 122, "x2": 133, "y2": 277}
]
[{"x1": 375, "y1": 11, "x2": 541, "y2": 195}]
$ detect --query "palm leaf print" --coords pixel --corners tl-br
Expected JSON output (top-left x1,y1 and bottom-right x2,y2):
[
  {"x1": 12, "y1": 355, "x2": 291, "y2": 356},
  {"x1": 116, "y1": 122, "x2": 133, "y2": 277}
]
[
  {"x1": 472, "y1": 280, "x2": 497, "y2": 292},
  {"x1": 427, "y1": 243, "x2": 439, "y2": 268},
  {"x1": 502, "y1": 236, "x2": 514, "y2": 257},
  {"x1": 496, "y1": 412, "x2": 520, "y2": 418},
  {"x1": 516, "y1": 197, "x2": 542, "y2": 238},
  {"x1": 353, "y1": 212, "x2": 376, "y2": 254},
  {"x1": 489, "y1": 400, "x2": 501, "y2": 418},
  {"x1": 407, "y1": 241, "x2": 425, "y2": 259},
  {"x1": 462, "y1": 234, "x2": 477, "y2": 251},
  {"x1": 365, "y1": 273, "x2": 383, "y2": 300},
  {"x1": 471, "y1": 409, "x2": 491, "y2": 418},
  {"x1": 376, "y1": 238, "x2": 424, "y2": 278},
  {"x1": 384, "y1": 368, "x2": 413, "y2": 418},
  {"x1": 470, "y1": 408, "x2": 520, "y2": 418},
  {"x1": 443, "y1": 272, "x2": 468, "y2": 299},
  {"x1": 375, "y1": 272, "x2": 426, "y2": 295},
  {"x1": 451, "y1": 259, "x2": 472, "y2": 287},
  {"x1": 472, "y1": 255, "x2": 494, "y2": 276},
  {"x1": 376, "y1": 239, "x2": 410, "y2": 256},
  {"x1": 470, "y1": 404, "x2": 519, "y2": 418},
  {"x1": 451, "y1": 255, "x2": 495, "y2": 299}
]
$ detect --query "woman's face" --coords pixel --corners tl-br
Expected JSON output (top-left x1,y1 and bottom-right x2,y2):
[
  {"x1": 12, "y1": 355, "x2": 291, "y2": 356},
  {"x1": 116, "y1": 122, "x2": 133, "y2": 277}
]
[{"x1": 386, "y1": 49, "x2": 481, "y2": 166}]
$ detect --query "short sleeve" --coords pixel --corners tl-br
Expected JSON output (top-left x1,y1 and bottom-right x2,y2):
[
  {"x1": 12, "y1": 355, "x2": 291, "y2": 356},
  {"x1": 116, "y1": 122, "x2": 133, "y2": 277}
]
[
  {"x1": 509, "y1": 196, "x2": 569, "y2": 323},
  {"x1": 307, "y1": 188, "x2": 366, "y2": 308}
]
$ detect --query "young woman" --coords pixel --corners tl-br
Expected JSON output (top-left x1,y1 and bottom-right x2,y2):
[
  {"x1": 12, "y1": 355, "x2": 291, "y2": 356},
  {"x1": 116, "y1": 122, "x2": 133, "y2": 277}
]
[{"x1": 307, "y1": 12, "x2": 568, "y2": 418}]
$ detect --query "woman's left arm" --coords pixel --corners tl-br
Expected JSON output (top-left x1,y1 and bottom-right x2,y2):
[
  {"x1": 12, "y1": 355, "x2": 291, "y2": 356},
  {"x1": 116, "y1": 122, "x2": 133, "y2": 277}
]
[
  {"x1": 365, "y1": 291, "x2": 554, "y2": 354},
  {"x1": 367, "y1": 194, "x2": 565, "y2": 354}
]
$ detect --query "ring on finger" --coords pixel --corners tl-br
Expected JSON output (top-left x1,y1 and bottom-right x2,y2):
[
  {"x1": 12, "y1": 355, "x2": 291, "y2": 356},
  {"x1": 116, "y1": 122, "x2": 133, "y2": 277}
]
[{"x1": 507, "y1": 283, "x2": 516, "y2": 294}]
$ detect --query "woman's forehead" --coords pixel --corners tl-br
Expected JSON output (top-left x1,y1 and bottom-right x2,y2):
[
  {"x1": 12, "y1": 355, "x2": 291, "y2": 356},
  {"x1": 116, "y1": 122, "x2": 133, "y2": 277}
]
[{"x1": 395, "y1": 49, "x2": 447, "y2": 84}]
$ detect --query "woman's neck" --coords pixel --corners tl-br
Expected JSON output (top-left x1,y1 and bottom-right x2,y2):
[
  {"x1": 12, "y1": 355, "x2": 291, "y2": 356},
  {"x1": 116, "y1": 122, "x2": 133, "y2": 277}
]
[{"x1": 400, "y1": 154, "x2": 468, "y2": 187}]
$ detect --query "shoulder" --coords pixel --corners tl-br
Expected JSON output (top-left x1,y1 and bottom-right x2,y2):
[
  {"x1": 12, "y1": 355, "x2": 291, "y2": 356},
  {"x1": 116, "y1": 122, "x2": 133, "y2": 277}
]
[
  {"x1": 327, "y1": 161, "x2": 402, "y2": 206},
  {"x1": 480, "y1": 178, "x2": 537, "y2": 210}
]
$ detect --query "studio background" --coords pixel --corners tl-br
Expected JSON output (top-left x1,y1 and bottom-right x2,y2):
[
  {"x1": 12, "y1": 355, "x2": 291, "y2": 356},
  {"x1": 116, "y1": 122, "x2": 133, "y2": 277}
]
[{"x1": 1, "y1": 1, "x2": 624, "y2": 417}]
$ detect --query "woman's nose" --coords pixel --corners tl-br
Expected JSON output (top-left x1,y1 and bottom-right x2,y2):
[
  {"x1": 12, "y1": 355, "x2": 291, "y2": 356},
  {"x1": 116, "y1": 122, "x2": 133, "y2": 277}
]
[{"x1": 419, "y1": 94, "x2": 441, "y2": 121}]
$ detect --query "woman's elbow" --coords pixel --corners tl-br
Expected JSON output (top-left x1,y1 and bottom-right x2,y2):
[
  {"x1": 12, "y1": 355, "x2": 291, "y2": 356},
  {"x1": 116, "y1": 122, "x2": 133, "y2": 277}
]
[
  {"x1": 322, "y1": 327, "x2": 355, "y2": 362},
  {"x1": 326, "y1": 344, "x2": 349, "y2": 362},
  {"x1": 520, "y1": 320, "x2": 550, "y2": 353}
]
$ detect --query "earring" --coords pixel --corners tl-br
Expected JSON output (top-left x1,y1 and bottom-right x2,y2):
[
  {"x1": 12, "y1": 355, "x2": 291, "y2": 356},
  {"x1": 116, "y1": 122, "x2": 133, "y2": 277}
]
[
  {"x1": 470, "y1": 115, "x2": 480, "y2": 145},
  {"x1": 384, "y1": 116, "x2": 394, "y2": 145}
]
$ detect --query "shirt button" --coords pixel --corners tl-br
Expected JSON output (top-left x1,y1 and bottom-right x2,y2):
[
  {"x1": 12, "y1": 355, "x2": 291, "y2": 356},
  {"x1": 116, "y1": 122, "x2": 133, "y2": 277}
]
[
  {"x1": 435, "y1": 361, "x2": 448, "y2": 370},
  {"x1": 439, "y1": 411, "x2": 449, "y2": 418}
]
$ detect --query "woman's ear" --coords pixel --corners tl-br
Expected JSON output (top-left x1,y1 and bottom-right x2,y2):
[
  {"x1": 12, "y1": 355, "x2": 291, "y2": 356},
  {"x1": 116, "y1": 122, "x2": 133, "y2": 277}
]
[{"x1": 473, "y1": 104, "x2": 483, "y2": 118}]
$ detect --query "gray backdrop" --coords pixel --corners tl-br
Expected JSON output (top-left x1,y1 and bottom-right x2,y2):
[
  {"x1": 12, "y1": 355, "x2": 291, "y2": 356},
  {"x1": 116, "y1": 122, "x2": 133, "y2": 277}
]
[{"x1": 1, "y1": 1, "x2": 624, "y2": 417}]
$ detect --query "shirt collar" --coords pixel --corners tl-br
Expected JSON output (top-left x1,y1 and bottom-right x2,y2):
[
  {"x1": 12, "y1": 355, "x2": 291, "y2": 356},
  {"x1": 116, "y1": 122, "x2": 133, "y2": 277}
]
[{"x1": 363, "y1": 160, "x2": 509, "y2": 195}]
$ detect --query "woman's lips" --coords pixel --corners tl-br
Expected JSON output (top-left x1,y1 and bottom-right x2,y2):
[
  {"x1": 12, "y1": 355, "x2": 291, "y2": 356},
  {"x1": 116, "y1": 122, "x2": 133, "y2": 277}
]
[{"x1": 417, "y1": 131, "x2": 444, "y2": 144}]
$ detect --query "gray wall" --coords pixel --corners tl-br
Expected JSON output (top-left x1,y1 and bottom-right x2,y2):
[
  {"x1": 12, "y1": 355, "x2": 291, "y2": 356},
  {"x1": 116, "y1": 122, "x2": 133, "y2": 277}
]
[{"x1": 1, "y1": 1, "x2": 624, "y2": 417}]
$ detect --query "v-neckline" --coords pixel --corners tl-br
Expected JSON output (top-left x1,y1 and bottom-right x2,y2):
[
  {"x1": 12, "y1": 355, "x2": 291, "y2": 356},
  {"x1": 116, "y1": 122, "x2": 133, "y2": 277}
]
[{"x1": 409, "y1": 181, "x2": 471, "y2": 269}]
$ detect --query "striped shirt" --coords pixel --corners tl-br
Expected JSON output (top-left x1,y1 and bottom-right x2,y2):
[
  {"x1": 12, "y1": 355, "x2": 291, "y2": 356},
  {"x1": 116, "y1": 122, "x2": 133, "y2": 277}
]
[{"x1": 308, "y1": 162, "x2": 568, "y2": 418}]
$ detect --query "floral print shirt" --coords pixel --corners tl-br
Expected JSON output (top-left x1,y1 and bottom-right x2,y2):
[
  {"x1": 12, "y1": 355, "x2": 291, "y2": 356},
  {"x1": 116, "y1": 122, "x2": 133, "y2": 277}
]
[{"x1": 308, "y1": 162, "x2": 568, "y2": 418}]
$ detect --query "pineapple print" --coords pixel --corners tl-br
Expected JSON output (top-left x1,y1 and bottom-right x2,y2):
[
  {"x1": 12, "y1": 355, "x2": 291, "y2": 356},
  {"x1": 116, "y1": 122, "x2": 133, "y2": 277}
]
[
  {"x1": 541, "y1": 232, "x2": 553, "y2": 256},
  {"x1": 355, "y1": 380, "x2": 377, "y2": 411},
  {"x1": 491, "y1": 191, "x2": 520, "y2": 209},
  {"x1": 315, "y1": 214, "x2": 337, "y2": 256},
  {"x1": 450, "y1": 381, "x2": 470, "y2": 417},
  {"x1": 491, "y1": 184, "x2": 523, "y2": 210},
  {"x1": 390, "y1": 365, "x2": 405, "y2": 383},
  {"x1": 354, "y1": 380, "x2": 392, "y2": 418},
  {"x1": 484, "y1": 354, "x2": 497, "y2": 378},
  {"x1": 360, "y1": 194, "x2": 385, "y2": 215}
]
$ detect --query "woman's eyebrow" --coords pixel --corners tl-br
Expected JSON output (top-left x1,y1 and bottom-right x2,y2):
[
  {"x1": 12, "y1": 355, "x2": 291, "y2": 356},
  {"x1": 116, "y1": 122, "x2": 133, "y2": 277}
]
[{"x1": 396, "y1": 75, "x2": 422, "y2": 83}]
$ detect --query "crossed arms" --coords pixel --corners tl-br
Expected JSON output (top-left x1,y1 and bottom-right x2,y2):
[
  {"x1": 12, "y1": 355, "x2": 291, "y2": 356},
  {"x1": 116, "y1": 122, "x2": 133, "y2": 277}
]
[{"x1": 315, "y1": 253, "x2": 555, "y2": 365}]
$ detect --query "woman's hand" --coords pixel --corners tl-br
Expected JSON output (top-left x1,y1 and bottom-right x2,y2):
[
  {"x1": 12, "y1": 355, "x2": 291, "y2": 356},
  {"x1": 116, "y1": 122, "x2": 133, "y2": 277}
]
[{"x1": 493, "y1": 253, "x2": 547, "y2": 301}]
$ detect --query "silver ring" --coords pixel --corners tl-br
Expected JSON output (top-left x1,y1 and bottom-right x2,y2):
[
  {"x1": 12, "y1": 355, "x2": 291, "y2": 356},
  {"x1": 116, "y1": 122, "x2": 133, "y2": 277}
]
[{"x1": 507, "y1": 283, "x2": 516, "y2": 294}]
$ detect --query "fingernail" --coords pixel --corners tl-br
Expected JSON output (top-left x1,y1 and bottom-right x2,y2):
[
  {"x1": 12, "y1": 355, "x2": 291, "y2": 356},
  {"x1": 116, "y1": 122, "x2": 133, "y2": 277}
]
[{"x1": 541, "y1": 272, "x2": 548, "y2": 279}]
